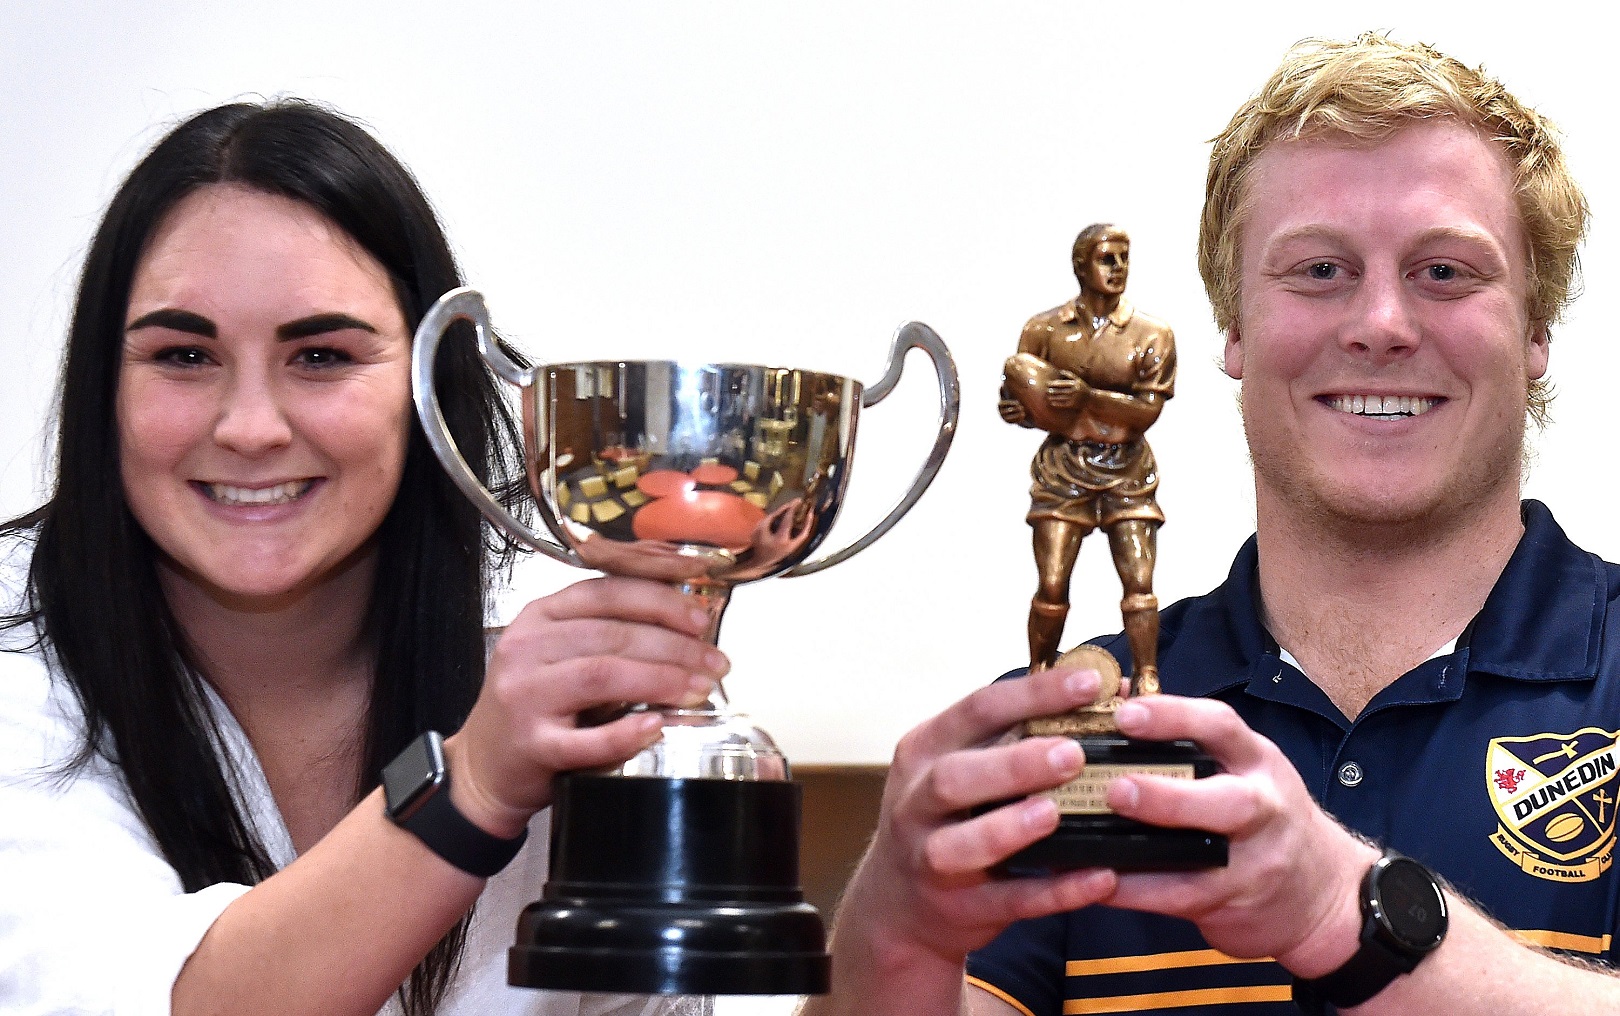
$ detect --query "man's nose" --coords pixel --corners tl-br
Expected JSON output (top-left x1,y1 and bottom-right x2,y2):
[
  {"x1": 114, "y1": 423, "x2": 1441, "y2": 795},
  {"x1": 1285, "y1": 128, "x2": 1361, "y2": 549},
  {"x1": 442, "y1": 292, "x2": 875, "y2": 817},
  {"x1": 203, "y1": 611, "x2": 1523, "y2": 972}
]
[{"x1": 1342, "y1": 271, "x2": 1420, "y2": 363}]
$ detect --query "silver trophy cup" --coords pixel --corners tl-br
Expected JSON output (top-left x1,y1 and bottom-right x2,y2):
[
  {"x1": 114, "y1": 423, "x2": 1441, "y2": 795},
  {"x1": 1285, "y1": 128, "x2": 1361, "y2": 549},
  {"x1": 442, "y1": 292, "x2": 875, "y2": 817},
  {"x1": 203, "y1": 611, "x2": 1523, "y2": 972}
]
[{"x1": 413, "y1": 287, "x2": 959, "y2": 996}]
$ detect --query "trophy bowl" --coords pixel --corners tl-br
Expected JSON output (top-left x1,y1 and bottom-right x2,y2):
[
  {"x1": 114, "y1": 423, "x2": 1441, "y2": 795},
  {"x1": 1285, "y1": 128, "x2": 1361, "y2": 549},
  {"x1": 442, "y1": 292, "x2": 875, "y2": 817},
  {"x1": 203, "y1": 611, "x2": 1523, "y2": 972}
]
[{"x1": 413, "y1": 287, "x2": 959, "y2": 996}]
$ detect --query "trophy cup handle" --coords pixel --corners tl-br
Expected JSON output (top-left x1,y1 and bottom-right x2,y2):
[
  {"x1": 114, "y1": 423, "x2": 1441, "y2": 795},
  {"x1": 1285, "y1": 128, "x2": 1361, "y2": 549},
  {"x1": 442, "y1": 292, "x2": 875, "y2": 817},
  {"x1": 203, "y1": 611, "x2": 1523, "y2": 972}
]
[
  {"x1": 412, "y1": 287, "x2": 582, "y2": 567},
  {"x1": 785, "y1": 321, "x2": 960, "y2": 577}
]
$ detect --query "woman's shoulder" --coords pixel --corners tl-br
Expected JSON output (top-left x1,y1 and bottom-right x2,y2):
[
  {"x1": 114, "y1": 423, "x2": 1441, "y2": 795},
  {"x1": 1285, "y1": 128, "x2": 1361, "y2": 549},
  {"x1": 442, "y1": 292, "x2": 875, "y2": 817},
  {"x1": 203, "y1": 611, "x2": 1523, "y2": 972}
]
[{"x1": 0, "y1": 525, "x2": 40, "y2": 640}]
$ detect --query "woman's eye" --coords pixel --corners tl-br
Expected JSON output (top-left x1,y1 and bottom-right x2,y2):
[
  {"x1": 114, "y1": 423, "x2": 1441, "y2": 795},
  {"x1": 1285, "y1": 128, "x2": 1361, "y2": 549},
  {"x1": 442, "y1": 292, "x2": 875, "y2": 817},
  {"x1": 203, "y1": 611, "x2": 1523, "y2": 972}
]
[
  {"x1": 295, "y1": 347, "x2": 351, "y2": 367},
  {"x1": 155, "y1": 346, "x2": 210, "y2": 366},
  {"x1": 1307, "y1": 262, "x2": 1338, "y2": 280}
]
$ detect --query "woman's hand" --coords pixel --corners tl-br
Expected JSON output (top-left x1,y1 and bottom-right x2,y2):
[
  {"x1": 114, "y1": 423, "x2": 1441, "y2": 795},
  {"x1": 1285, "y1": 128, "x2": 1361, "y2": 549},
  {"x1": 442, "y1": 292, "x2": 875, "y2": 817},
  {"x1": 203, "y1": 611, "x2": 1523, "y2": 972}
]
[{"x1": 443, "y1": 576, "x2": 728, "y2": 840}]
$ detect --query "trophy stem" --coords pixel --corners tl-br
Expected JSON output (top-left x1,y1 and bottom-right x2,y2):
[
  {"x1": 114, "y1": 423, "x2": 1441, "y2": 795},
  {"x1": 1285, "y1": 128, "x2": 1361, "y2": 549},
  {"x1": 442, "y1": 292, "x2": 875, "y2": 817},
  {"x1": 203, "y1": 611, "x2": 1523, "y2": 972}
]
[
  {"x1": 674, "y1": 577, "x2": 733, "y2": 646},
  {"x1": 674, "y1": 578, "x2": 734, "y2": 708}
]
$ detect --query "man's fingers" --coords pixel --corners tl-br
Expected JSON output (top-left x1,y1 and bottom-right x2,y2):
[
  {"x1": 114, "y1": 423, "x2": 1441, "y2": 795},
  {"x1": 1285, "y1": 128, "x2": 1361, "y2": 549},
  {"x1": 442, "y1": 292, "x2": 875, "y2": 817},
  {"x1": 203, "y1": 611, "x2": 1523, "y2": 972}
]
[
  {"x1": 966, "y1": 866, "x2": 1120, "y2": 926},
  {"x1": 1108, "y1": 771, "x2": 1265, "y2": 836},
  {"x1": 898, "y1": 669, "x2": 1101, "y2": 761},
  {"x1": 923, "y1": 737, "x2": 1084, "y2": 814},
  {"x1": 921, "y1": 797, "x2": 1061, "y2": 876},
  {"x1": 1114, "y1": 694, "x2": 1274, "y2": 773}
]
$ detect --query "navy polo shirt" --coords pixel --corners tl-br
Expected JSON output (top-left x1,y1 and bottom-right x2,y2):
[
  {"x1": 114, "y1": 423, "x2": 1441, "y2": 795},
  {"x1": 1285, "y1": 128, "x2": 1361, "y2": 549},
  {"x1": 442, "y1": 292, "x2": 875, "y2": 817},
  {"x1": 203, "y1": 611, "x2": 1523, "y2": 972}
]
[{"x1": 966, "y1": 501, "x2": 1620, "y2": 1016}]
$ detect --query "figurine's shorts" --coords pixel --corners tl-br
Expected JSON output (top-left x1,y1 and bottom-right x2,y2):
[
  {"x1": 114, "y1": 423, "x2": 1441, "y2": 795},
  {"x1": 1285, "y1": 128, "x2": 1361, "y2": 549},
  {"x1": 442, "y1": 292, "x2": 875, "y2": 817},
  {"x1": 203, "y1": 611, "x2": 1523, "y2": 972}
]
[{"x1": 1026, "y1": 435, "x2": 1163, "y2": 530}]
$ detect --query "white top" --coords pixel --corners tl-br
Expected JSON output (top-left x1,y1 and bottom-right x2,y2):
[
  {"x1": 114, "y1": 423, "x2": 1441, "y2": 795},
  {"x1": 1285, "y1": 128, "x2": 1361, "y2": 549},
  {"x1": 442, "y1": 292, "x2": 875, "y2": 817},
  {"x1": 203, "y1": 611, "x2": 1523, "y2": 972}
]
[{"x1": 0, "y1": 547, "x2": 708, "y2": 1016}]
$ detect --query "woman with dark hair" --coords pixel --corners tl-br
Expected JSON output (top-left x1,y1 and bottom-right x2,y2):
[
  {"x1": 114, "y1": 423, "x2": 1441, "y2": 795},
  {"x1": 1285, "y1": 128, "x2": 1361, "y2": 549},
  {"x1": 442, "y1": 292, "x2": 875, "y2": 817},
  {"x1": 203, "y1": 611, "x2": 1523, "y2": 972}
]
[{"x1": 0, "y1": 101, "x2": 720, "y2": 1016}]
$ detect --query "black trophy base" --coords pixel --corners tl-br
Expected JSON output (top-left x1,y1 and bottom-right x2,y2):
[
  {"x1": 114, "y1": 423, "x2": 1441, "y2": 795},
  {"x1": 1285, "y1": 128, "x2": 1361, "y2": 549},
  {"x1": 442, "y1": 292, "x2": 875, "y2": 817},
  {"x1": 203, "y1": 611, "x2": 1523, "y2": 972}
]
[
  {"x1": 510, "y1": 773, "x2": 830, "y2": 996},
  {"x1": 996, "y1": 736, "x2": 1228, "y2": 876}
]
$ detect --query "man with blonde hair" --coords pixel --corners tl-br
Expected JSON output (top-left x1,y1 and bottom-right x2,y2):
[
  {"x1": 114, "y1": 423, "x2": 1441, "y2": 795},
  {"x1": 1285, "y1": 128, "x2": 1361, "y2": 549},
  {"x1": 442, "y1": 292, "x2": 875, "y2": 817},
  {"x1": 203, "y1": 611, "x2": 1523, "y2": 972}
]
[{"x1": 803, "y1": 33, "x2": 1620, "y2": 1016}]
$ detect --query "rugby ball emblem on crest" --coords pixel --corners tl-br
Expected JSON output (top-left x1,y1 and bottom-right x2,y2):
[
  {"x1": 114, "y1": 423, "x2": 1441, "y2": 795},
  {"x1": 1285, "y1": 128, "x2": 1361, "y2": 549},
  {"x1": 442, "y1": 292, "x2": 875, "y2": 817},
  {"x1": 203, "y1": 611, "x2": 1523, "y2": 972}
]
[{"x1": 1487, "y1": 728, "x2": 1620, "y2": 882}]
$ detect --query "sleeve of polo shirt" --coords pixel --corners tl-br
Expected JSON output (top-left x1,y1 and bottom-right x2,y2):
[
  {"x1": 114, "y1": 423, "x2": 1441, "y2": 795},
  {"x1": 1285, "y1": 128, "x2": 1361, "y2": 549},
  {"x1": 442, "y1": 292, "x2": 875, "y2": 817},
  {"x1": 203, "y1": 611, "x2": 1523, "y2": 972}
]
[
  {"x1": 1138, "y1": 326, "x2": 1175, "y2": 400},
  {"x1": 0, "y1": 647, "x2": 253, "y2": 1016},
  {"x1": 965, "y1": 912, "x2": 1068, "y2": 1016}
]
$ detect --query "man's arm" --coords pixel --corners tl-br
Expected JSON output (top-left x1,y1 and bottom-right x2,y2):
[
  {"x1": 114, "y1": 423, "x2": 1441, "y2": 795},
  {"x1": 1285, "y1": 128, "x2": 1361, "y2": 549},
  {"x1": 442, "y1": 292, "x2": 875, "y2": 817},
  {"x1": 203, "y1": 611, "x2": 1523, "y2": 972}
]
[
  {"x1": 1074, "y1": 389, "x2": 1163, "y2": 433},
  {"x1": 1100, "y1": 694, "x2": 1620, "y2": 1014},
  {"x1": 799, "y1": 668, "x2": 1120, "y2": 1016}
]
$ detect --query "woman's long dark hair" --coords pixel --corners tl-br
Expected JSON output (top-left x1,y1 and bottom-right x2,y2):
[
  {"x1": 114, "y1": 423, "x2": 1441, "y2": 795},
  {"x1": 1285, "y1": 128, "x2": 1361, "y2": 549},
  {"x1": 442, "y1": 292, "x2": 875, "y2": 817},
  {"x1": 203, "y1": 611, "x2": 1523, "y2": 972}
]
[{"x1": 3, "y1": 100, "x2": 526, "y2": 1015}]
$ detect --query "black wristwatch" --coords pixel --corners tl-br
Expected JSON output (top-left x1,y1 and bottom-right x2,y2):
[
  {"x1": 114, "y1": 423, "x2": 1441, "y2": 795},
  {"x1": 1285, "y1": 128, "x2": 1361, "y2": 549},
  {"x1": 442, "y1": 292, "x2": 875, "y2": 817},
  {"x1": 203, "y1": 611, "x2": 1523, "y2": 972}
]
[
  {"x1": 1293, "y1": 850, "x2": 1448, "y2": 1013},
  {"x1": 382, "y1": 730, "x2": 527, "y2": 878}
]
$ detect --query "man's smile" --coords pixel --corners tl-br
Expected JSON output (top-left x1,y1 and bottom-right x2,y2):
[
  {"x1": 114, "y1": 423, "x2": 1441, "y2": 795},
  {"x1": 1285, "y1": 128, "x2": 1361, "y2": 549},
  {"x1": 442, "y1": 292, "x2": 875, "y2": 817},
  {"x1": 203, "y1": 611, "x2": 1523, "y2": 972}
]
[{"x1": 1323, "y1": 394, "x2": 1440, "y2": 420}]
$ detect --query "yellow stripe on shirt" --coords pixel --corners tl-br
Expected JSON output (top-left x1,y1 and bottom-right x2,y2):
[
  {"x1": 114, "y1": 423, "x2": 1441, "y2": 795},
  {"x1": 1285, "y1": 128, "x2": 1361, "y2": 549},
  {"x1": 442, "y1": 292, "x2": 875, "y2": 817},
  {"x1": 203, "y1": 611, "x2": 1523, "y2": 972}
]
[
  {"x1": 1064, "y1": 984, "x2": 1294, "y2": 1014},
  {"x1": 1510, "y1": 928, "x2": 1612, "y2": 954},
  {"x1": 966, "y1": 975, "x2": 1039, "y2": 1016},
  {"x1": 1065, "y1": 949, "x2": 1273, "y2": 977}
]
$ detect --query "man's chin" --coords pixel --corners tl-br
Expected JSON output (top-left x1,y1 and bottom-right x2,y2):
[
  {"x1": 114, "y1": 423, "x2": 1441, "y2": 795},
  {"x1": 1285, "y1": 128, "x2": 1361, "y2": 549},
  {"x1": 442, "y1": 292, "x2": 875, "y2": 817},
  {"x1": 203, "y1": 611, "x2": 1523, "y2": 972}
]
[{"x1": 1273, "y1": 479, "x2": 1508, "y2": 547}]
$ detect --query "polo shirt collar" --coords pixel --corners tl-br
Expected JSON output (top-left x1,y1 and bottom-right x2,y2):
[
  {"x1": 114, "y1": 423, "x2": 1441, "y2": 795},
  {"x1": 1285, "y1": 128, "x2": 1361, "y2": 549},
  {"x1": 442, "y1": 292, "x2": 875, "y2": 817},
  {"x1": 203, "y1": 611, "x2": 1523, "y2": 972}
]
[
  {"x1": 1057, "y1": 298, "x2": 1135, "y2": 329},
  {"x1": 1465, "y1": 499, "x2": 1605, "y2": 682},
  {"x1": 1169, "y1": 499, "x2": 1605, "y2": 697}
]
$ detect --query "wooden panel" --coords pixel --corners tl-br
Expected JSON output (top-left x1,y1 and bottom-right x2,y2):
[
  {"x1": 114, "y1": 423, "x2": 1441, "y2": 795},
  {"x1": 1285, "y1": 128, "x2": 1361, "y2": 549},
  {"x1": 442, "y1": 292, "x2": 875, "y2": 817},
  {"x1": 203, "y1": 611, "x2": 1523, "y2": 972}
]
[{"x1": 796, "y1": 763, "x2": 889, "y2": 920}]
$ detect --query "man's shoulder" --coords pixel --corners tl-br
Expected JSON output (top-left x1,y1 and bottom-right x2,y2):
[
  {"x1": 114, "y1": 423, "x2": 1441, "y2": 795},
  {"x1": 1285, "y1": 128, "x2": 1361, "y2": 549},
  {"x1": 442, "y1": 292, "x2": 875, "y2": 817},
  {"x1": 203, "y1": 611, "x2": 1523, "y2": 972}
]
[
  {"x1": 1120, "y1": 305, "x2": 1175, "y2": 343},
  {"x1": 1022, "y1": 301, "x2": 1078, "y2": 334}
]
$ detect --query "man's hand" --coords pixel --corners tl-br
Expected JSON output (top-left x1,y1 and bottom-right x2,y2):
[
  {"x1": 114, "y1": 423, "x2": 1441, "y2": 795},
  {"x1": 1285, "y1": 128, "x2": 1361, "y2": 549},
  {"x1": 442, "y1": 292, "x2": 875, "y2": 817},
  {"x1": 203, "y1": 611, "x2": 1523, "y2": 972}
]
[
  {"x1": 1100, "y1": 695, "x2": 1378, "y2": 976},
  {"x1": 997, "y1": 397, "x2": 1029, "y2": 426},
  {"x1": 805, "y1": 669, "x2": 1119, "y2": 1016},
  {"x1": 1044, "y1": 375, "x2": 1090, "y2": 410}
]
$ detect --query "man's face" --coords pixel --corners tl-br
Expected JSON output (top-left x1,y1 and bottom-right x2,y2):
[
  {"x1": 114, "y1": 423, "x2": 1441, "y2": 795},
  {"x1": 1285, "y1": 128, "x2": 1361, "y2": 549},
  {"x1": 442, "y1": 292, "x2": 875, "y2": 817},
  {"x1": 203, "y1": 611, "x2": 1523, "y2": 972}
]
[
  {"x1": 1224, "y1": 122, "x2": 1547, "y2": 532},
  {"x1": 1077, "y1": 239, "x2": 1129, "y2": 296}
]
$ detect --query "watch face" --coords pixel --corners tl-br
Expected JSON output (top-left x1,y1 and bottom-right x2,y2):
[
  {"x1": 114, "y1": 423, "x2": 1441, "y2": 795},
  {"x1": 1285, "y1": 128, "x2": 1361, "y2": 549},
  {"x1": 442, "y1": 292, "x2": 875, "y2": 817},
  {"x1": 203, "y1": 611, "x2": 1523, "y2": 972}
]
[
  {"x1": 1370, "y1": 856, "x2": 1447, "y2": 951},
  {"x1": 382, "y1": 731, "x2": 447, "y2": 821}
]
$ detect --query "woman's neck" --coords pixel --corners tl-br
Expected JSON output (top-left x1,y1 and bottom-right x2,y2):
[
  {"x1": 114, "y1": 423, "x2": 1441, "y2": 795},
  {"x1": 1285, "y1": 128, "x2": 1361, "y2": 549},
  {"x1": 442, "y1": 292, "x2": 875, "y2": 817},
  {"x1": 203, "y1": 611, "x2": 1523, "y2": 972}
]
[{"x1": 157, "y1": 547, "x2": 379, "y2": 852}]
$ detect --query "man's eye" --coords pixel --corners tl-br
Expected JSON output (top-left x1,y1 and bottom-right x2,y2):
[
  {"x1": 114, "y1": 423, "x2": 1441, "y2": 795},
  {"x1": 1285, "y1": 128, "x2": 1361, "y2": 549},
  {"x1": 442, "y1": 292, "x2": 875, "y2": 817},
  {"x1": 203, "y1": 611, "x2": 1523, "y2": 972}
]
[
  {"x1": 1427, "y1": 264, "x2": 1457, "y2": 282},
  {"x1": 1307, "y1": 263, "x2": 1338, "y2": 280}
]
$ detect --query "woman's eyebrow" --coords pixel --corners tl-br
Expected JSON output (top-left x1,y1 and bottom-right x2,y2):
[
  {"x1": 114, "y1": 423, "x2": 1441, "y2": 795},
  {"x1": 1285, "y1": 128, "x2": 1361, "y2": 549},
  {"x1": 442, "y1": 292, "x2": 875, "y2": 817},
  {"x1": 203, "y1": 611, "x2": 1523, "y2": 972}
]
[
  {"x1": 277, "y1": 313, "x2": 378, "y2": 340},
  {"x1": 125, "y1": 308, "x2": 216, "y2": 337}
]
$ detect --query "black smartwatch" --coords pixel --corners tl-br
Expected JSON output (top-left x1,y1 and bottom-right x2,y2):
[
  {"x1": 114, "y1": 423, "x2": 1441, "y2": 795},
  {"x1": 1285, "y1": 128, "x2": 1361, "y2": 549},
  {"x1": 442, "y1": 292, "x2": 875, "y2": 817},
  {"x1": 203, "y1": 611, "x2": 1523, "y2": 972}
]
[
  {"x1": 1293, "y1": 850, "x2": 1448, "y2": 1013},
  {"x1": 382, "y1": 730, "x2": 526, "y2": 878}
]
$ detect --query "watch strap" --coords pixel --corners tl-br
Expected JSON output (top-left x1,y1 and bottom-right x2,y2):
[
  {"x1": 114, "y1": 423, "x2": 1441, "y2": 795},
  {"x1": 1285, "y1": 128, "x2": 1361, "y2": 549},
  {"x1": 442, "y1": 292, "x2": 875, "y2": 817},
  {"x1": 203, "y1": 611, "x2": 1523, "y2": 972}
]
[
  {"x1": 1292, "y1": 935, "x2": 1414, "y2": 1012},
  {"x1": 386, "y1": 732, "x2": 527, "y2": 878},
  {"x1": 1293, "y1": 850, "x2": 1444, "y2": 1013}
]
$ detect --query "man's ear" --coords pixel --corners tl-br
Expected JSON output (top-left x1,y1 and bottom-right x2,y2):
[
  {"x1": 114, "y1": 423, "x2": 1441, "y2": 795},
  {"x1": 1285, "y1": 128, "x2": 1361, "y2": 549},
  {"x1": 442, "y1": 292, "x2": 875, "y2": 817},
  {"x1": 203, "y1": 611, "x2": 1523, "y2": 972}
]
[
  {"x1": 1223, "y1": 325, "x2": 1244, "y2": 380},
  {"x1": 1528, "y1": 321, "x2": 1549, "y2": 380}
]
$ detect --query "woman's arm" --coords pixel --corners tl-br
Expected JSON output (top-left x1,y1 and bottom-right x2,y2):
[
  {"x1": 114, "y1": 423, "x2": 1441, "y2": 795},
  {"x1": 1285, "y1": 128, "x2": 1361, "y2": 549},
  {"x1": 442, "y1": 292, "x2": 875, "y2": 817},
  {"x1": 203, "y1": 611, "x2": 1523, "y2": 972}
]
[{"x1": 1, "y1": 575, "x2": 722, "y2": 1016}]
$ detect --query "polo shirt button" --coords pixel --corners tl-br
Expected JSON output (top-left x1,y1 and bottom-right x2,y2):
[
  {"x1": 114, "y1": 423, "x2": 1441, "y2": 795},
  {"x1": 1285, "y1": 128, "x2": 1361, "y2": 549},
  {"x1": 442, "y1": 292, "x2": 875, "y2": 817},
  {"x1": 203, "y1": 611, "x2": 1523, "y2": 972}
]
[{"x1": 1338, "y1": 762, "x2": 1364, "y2": 787}]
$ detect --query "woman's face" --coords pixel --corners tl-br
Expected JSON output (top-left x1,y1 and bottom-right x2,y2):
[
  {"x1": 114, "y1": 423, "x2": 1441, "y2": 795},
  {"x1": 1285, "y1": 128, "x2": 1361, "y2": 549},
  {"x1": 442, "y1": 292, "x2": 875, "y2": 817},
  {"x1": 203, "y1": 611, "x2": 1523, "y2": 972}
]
[{"x1": 118, "y1": 183, "x2": 414, "y2": 607}]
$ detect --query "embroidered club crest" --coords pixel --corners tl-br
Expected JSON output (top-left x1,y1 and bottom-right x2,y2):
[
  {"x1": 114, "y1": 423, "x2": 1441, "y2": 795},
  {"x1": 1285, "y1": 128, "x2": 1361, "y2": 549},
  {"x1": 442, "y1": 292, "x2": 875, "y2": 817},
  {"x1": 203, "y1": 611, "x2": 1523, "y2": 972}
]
[{"x1": 1487, "y1": 728, "x2": 1620, "y2": 882}]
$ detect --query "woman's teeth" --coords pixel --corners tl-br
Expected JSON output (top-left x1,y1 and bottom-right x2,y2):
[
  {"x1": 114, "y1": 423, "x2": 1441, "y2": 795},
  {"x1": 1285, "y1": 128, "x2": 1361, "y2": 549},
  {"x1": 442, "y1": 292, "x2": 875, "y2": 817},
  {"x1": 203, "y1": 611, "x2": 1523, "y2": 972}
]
[{"x1": 206, "y1": 480, "x2": 313, "y2": 506}]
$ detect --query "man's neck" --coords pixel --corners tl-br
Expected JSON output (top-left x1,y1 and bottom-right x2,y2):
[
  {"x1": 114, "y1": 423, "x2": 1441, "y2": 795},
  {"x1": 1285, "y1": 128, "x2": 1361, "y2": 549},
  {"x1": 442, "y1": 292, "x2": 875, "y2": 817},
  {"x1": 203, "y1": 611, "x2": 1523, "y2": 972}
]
[
  {"x1": 1077, "y1": 290, "x2": 1121, "y2": 323},
  {"x1": 1254, "y1": 488, "x2": 1524, "y2": 720}
]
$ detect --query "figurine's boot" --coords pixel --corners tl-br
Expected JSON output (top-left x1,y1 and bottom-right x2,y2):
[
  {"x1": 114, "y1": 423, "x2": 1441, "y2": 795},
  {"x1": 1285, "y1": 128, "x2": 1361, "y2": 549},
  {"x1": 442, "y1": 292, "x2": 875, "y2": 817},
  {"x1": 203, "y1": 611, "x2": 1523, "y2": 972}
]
[
  {"x1": 1121, "y1": 593, "x2": 1160, "y2": 696},
  {"x1": 1027, "y1": 599, "x2": 1068, "y2": 672}
]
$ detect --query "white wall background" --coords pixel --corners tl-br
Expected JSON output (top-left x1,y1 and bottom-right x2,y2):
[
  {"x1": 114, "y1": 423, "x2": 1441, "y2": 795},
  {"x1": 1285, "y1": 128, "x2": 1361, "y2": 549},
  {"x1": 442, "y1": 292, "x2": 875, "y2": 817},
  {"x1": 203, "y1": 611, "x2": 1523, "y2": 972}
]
[{"x1": 3, "y1": 2, "x2": 1617, "y2": 765}]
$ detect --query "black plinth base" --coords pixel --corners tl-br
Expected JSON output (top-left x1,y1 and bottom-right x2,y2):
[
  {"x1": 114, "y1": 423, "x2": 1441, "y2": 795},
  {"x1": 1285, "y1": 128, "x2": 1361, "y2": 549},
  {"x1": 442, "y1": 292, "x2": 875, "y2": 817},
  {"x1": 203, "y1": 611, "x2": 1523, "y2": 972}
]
[
  {"x1": 510, "y1": 773, "x2": 830, "y2": 996},
  {"x1": 997, "y1": 736, "x2": 1228, "y2": 876}
]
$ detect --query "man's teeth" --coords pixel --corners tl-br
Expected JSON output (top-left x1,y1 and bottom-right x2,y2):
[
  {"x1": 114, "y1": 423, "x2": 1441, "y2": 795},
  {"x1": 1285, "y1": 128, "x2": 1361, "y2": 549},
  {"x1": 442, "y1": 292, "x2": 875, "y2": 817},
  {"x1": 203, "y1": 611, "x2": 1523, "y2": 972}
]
[
  {"x1": 1329, "y1": 395, "x2": 1436, "y2": 418},
  {"x1": 207, "y1": 481, "x2": 313, "y2": 506}
]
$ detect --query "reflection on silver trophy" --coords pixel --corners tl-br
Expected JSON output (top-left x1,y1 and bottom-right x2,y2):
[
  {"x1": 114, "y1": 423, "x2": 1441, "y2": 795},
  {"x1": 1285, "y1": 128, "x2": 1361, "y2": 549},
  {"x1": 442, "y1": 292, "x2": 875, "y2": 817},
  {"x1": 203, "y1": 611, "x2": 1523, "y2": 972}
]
[{"x1": 413, "y1": 287, "x2": 959, "y2": 996}]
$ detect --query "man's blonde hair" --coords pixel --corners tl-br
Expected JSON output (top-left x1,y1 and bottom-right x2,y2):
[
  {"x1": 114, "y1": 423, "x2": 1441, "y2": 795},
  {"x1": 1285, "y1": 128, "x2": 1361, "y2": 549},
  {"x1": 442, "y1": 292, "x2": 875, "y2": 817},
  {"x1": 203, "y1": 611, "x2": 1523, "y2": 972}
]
[{"x1": 1198, "y1": 33, "x2": 1588, "y2": 422}]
